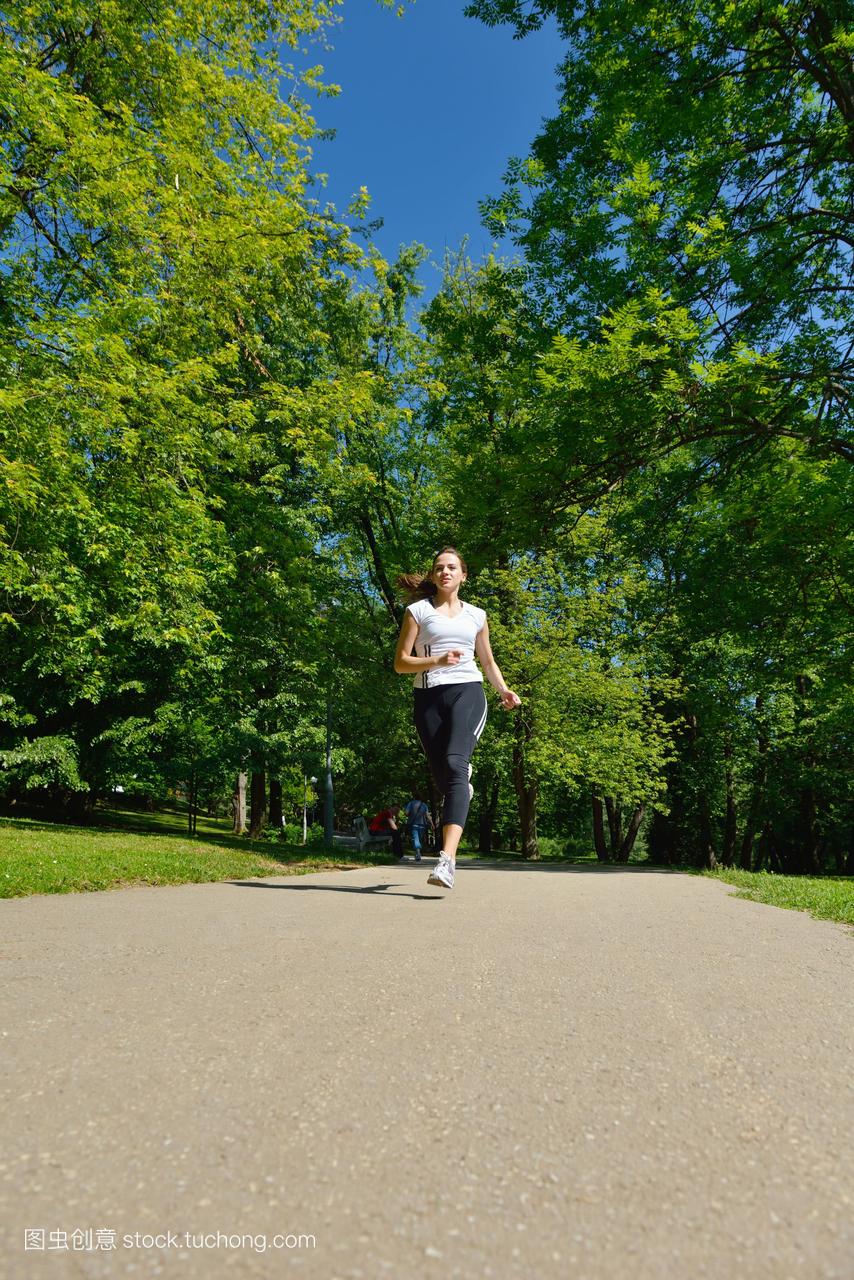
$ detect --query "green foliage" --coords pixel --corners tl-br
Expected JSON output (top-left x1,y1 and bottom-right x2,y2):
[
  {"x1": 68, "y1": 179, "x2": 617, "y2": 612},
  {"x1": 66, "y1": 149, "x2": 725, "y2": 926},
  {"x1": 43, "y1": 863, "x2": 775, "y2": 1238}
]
[
  {"x1": 0, "y1": 734, "x2": 87, "y2": 794},
  {"x1": 455, "y1": 0, "x2": 853, "y2": 868},
  {"x1": 0, "y1": 0, "x2": 370, "y2": 812},
  {"x1": 468, "y1": 0, "x2": 853, "y2": 498},
  {"x1": 473, "y1": 553, "x2": 676, "y2": 805}
]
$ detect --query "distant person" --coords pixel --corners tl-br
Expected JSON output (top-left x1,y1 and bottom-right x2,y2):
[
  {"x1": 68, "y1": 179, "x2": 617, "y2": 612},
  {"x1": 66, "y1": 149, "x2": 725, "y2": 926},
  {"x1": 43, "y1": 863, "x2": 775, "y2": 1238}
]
[
  {"x1": 404, "y1": 793, "x2": 434, "y2": 863},
  {"x1": 394, "y1": 546, "x2": 521, "y2": 890},
  {"x1": 368, "y1": 803, "x2": 404, "y2": 859}
]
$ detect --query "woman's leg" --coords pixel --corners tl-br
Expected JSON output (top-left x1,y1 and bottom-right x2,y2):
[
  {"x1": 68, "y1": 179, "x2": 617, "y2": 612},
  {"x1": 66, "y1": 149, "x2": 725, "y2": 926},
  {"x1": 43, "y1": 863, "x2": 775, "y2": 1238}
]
[
  {"x1": 439, "y1": 684, "x2": 488, "y2": 863},
  {"x1": 415, "y1": 685, "x2": 487, "y2": 871},
  {"x1": 413, "y1": 691, "x2": 451, "y2": 803}
]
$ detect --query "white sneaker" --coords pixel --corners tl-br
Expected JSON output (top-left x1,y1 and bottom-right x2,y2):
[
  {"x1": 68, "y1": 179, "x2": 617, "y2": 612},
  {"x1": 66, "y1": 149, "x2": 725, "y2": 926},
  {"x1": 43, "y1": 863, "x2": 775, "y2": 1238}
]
[{"x1": 427, "y1": 853, "x2": 455, "y2": 889}]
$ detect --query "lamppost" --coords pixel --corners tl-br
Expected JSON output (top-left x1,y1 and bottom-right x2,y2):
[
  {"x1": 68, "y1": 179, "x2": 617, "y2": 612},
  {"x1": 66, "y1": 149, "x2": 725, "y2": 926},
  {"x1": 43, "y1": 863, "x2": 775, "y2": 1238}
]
[{"x1": 303, "y1": 775, "x2": 317, "y2": 845}]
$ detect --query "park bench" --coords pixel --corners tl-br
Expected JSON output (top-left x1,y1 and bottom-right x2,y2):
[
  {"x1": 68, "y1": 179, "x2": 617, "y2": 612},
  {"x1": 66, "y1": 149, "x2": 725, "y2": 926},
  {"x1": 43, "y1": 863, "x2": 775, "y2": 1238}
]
[
  {"x1": 352, "y1": 814, "x2": 393, "y2": 852},
  {"x1": 329, "y1": 817, "x2": 395, "y2": 851}
]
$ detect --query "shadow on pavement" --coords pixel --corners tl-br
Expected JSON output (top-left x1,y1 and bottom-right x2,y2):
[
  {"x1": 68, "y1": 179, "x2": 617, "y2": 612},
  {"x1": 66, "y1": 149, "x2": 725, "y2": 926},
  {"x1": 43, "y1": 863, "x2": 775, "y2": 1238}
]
[
  {"x1": 225, "y1": 863, "x2": 682, "y2": 899},
  {"x1": 227, "y1": 880, "x2": 444, "y2": 901}
]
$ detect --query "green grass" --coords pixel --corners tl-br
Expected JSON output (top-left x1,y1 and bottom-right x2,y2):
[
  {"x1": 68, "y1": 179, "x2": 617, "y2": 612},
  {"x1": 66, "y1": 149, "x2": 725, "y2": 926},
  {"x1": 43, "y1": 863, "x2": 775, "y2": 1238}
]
[
  {"x1": 705, "y1": 867, "x2": 854, "y2": 928},
  {"x1": 0, "y1": 807, "x2": 379, "y2": 898}
]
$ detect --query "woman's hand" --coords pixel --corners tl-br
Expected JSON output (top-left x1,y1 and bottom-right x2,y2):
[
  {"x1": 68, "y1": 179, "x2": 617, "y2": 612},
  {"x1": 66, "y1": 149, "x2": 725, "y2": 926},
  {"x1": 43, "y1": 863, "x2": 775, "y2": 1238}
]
[
  {"x1": 499, "y1": 688, "x2": 521, "y2": 710},
  {"x1": 437, "y1": 649, "x2": 466, "y2": 667}
]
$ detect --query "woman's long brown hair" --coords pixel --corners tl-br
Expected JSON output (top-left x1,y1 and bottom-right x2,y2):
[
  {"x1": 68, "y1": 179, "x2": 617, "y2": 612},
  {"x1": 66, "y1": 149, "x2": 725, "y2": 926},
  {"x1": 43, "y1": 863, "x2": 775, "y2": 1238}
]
[{"x1": 396, "y1": 546, "x2": 469, "y2": 603}]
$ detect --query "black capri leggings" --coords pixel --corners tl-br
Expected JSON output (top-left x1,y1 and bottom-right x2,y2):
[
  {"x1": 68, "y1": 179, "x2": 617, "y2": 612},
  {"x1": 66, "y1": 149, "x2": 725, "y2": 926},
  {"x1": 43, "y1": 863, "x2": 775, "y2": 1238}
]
[{"x1": 413, "y1": 683, "x2": 488, "y2": 829}]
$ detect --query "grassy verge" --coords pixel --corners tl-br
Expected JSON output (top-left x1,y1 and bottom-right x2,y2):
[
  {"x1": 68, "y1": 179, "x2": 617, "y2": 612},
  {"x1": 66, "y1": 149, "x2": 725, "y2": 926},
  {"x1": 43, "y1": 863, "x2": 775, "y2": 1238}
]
[
  {"x1": 5, "y1": 809, "x2": 852, "y2": 928},
  {"x1": 0, "y1": 808, "x2": 380, "y2": 898},
  {"x1": 705, "y1": 867, "x2": 854, "y2": 928}
]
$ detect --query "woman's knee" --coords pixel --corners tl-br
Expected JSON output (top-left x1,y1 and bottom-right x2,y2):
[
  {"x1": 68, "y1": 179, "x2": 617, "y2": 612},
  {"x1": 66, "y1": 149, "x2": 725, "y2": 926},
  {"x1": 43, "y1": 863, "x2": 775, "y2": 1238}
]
[{"x1": 445, "y1": 753, "x2": 469, "y2": 789}]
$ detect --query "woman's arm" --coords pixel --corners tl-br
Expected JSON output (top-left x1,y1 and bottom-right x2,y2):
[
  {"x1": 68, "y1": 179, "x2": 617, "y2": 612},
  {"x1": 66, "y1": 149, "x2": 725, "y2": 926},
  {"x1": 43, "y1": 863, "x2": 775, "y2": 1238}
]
[
  {"x1": 475, "y1": 619, "x2": 522, "y2": 709},
  {"x1": 393, "y1": 610, "x2": 464, "y2": 675}
]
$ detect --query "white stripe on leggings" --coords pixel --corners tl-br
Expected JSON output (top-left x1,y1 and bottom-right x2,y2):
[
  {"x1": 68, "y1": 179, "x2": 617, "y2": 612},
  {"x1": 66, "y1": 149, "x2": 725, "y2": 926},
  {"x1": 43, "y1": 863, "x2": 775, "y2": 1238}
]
[{"x1": 473, "y1": 699, "x2": 488, "y2": 741}]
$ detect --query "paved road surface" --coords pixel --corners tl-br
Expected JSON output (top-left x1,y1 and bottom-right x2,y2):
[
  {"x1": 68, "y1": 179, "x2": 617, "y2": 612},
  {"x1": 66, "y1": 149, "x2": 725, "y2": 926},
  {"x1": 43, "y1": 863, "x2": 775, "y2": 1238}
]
[{"x1": 1, "y1": 861, "x2": 852, "y2": 1280}]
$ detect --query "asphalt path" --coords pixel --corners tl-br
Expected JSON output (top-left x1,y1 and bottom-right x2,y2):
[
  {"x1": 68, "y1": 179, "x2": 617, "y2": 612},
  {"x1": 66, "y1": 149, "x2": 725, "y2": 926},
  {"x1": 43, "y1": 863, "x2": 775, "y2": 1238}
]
[{"x1": 1, "y1": 860, "x2": 852, "y2": 1280}]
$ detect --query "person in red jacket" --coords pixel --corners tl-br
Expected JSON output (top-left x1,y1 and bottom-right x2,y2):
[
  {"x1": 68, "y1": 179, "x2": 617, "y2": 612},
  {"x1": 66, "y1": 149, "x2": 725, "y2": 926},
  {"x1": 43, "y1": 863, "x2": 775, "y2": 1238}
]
[{"x1": 369, "y1": 803, "x2": 404, "y2": 859}]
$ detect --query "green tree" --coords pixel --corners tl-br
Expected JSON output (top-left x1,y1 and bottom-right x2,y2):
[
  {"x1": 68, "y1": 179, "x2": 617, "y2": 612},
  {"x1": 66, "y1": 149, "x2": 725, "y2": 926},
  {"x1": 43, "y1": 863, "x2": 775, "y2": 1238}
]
[
  {"x1": 0, "y1": 0, "x2": 368, "y2": 815},
  {"x1": 620, "y1": 441, "x2": 854, "y2": 872},
  {"x1": 459, "y1": 0, "x2": 853, "y2": 870},
  {"x1": 465, "y1": 0, "x2": 852, "y2": 517}
]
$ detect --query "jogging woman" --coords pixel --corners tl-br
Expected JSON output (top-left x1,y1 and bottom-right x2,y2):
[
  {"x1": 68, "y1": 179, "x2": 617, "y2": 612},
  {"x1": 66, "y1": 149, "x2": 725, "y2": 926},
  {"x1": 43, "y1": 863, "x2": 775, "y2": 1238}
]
[{"x1": 394, "y1": 547, "x2": 521, "y2": 889}]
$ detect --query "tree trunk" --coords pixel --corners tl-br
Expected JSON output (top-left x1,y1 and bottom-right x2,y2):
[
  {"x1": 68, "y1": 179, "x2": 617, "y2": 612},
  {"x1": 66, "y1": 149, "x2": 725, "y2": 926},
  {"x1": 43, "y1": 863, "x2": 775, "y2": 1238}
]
[
  {"x1": 604, "y1": 796, "x2": 623, "y2": 858},
  {"x1": 249, "y1": 769, "x2": 266, "y2": 838},
  {"x1": 766, "y1": 824, "x2": 784, "y2": 873},
  {"x1": 794, "y1": 676, "x2": 822, "y2": 874},
  {"x1": 478, "y1": 777, "x2": 500, "y2": 854},
  {"x1": 797, "y1": 785, "x2": 822, "y2": 874},
  {"x1": 517, "y1": 786, "x2": 539, "y2": 859},
  {"x1": 592, "y1": 793, "x2": 609, "y2": 862},
  {"x1": 700, "y1": 795, "x2": 718, "y2": 869},
  {"x1": 616, "y1": 805, "x2": 645, "y2": 863},
  {"x1": 738, "y1": 778, "x2": 764, "y2": 869},
  {"x1": 512, "y1": 715, "x2": 539, "y2": 859},
  {"x1": 753, "y1": 822, "x2": 768, "y2": 870},
  {"x1": 721, "y1": 739, "x2": 737, "y2": 866},
  {"x1": 648, "y1": 808, "x2": 677, "y2": 865},
  {"x1": 232, "y1": 771, "x2": 247, "y2": 835},
  {"x1": 738, "y1": 782, "x2": 763, "y2": 870},
  {"x1": 64, "y1": 788, "x2": 97, "y2": 824},
  {"x1": 684, "y1": 710, "x2": 717, "y2": 868},
  {"x1": 738, "y1": 697, "x2": 768, "y2": 870},
  {"x1": 268, "y1": 777, "x2": 282, "y2": 830},
  {"x1": 187, "y1": 771, "x2": 197, "y2": 836}
]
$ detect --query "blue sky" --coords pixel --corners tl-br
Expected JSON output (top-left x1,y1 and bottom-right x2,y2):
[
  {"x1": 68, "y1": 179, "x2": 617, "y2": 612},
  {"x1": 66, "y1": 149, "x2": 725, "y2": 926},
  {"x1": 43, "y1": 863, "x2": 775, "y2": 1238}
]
[{"x1": 300, "y1": 0, "x2": 563, "y2": 291}]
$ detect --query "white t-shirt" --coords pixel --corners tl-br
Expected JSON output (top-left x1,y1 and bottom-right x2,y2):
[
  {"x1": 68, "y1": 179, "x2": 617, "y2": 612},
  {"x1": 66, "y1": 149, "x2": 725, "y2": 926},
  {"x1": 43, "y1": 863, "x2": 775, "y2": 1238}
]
[{"x1": 406, "y1": 597, "x2": 487, "y2": 690}]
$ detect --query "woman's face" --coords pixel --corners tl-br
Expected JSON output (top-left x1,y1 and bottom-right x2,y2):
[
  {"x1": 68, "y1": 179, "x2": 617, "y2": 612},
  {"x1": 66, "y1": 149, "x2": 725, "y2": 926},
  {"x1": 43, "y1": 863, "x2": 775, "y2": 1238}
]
[{"x1": 432, "y1": 554, "x2": 466, "y2": 592}]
